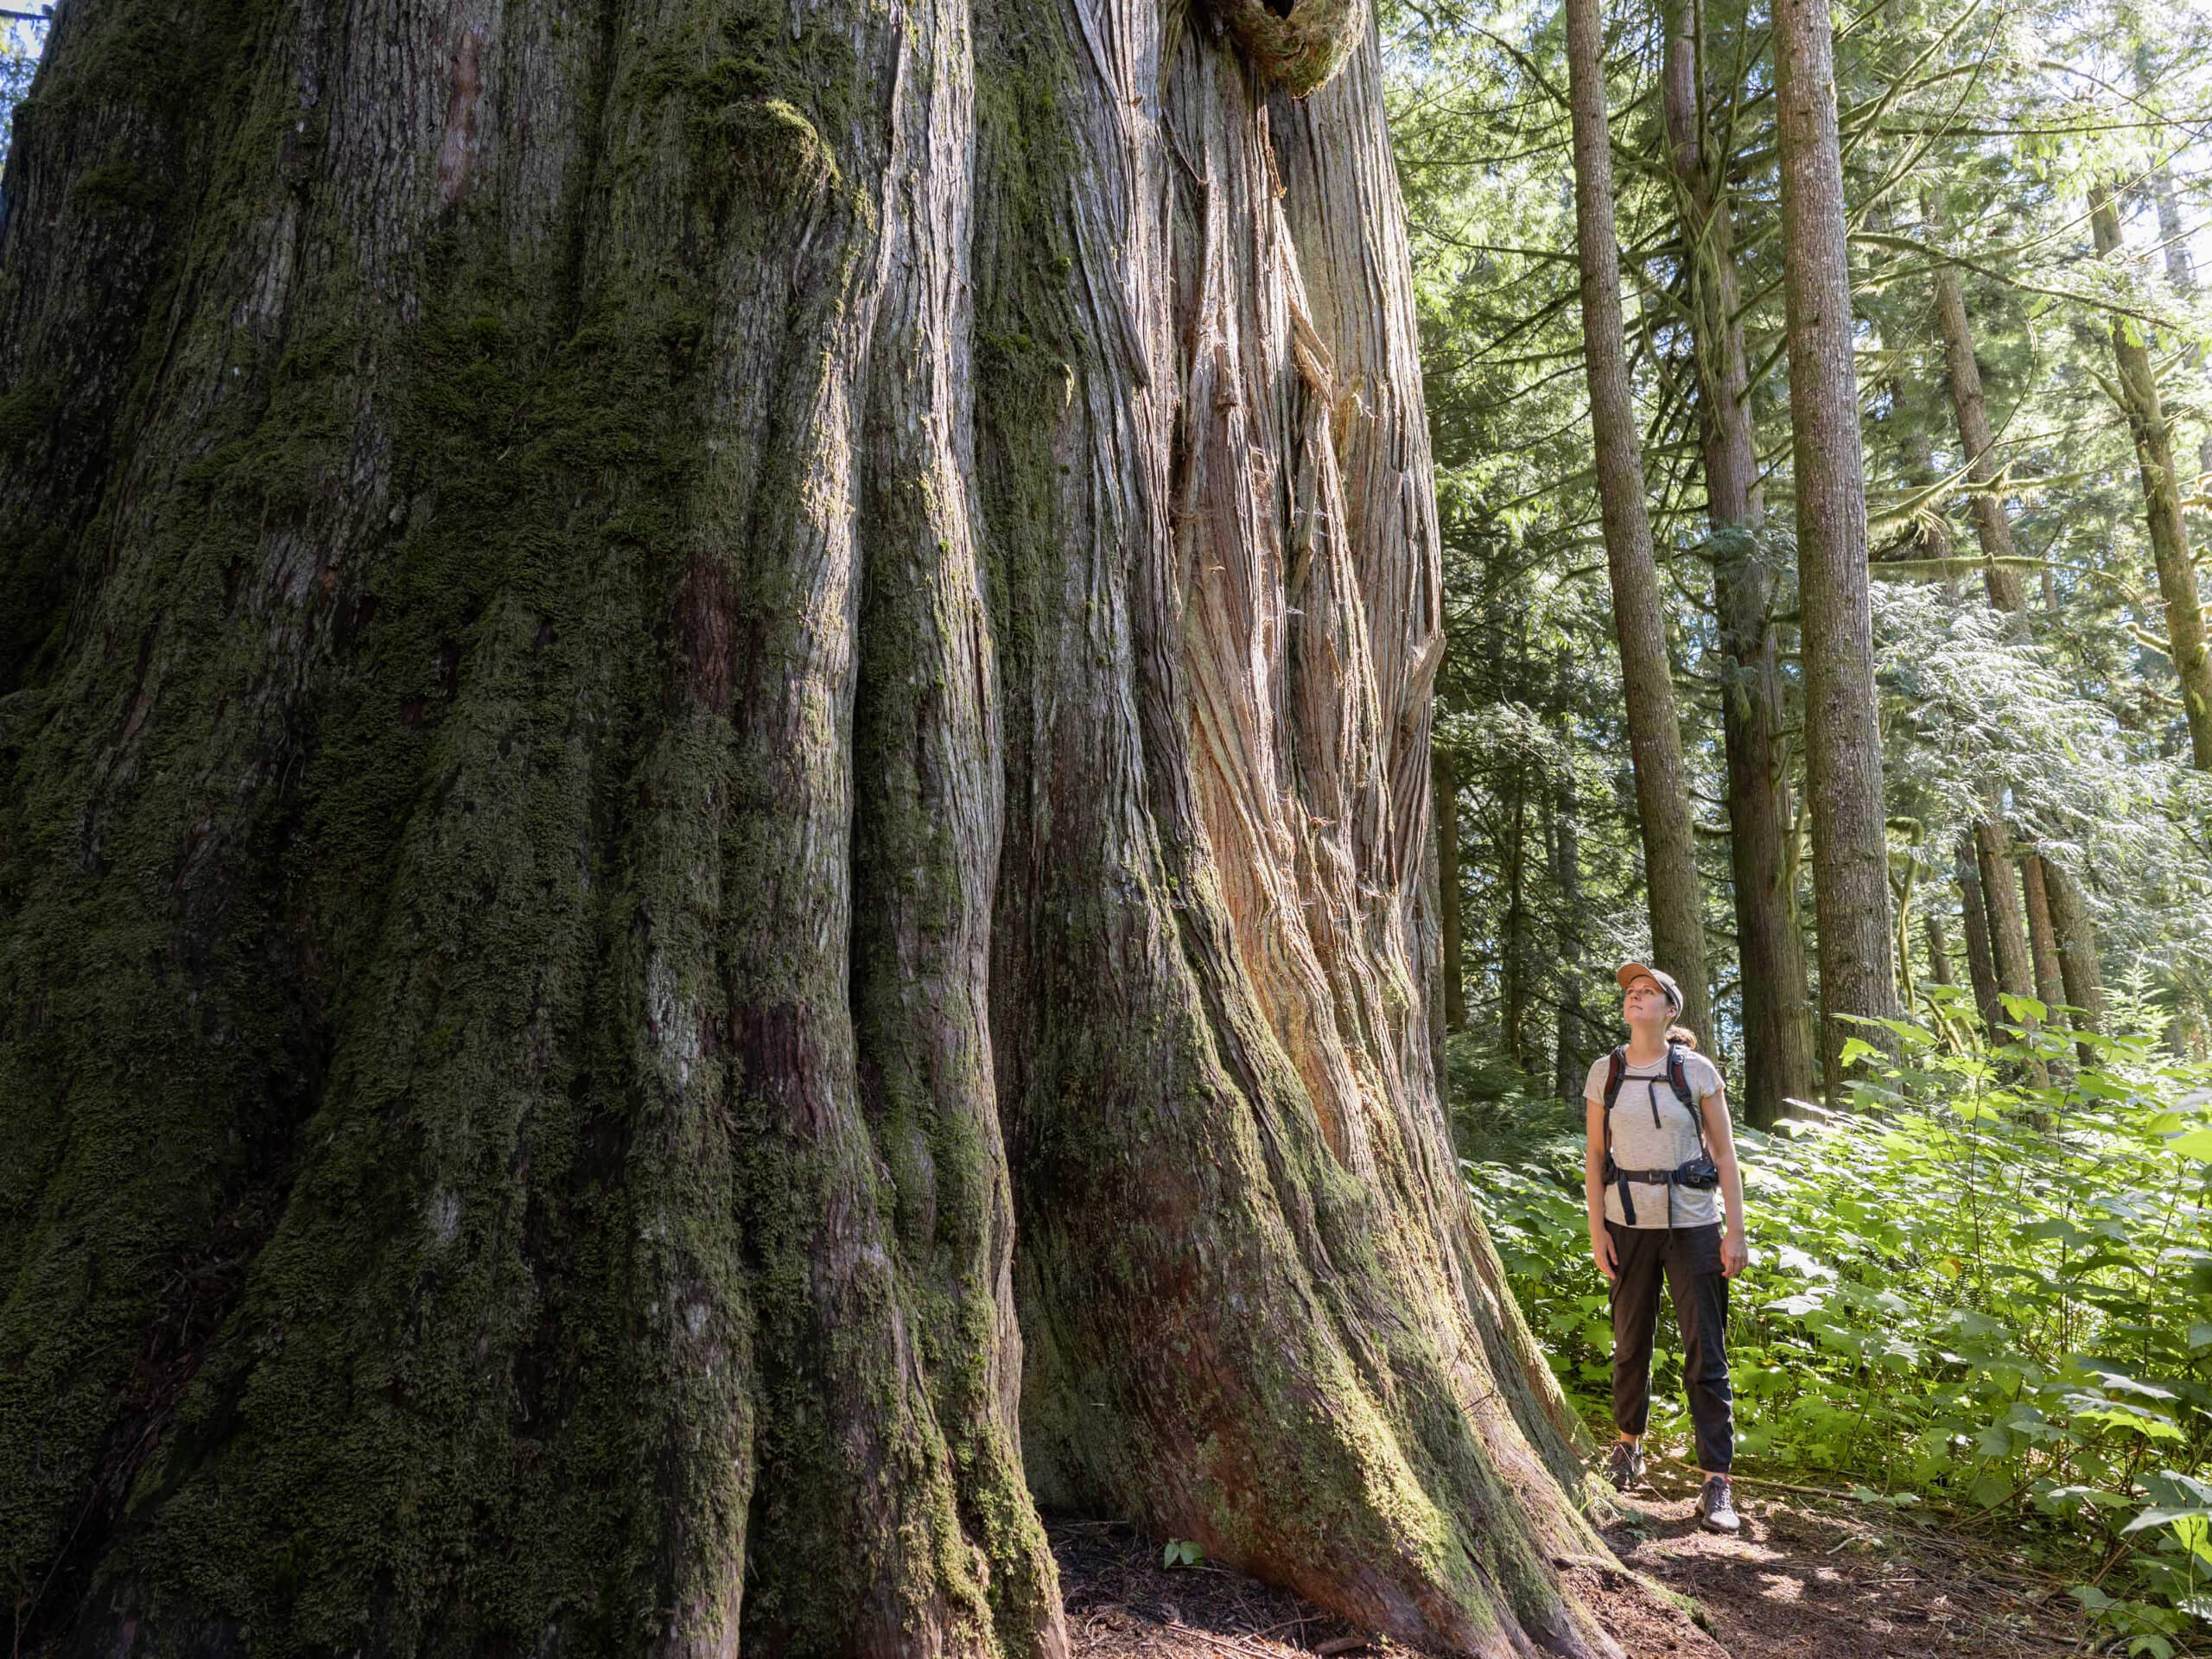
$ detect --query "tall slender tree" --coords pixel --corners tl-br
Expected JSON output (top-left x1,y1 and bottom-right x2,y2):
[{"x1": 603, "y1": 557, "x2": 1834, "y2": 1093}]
[
  {"x1": 2136, "y1": 44, "x2": 2212, "y2": 494},
  {"x1": 1956, "y1": 843, "x2": 2005, "y2": 1033},
  {"x1": 1662, "y1": 0, "x2": 1814, "y2": 1122},
  {"x1": 1553, "y1": 656, "x2": 1591, "y2": 1105},
  {"x1": 2021, "y1": 855, "x2": 2068, "y2": 1033},
  {"x1": 2090, "y1": 184, "x2": 2212, "y2": 767},
  {"x1": 2043, "y1": 857, "x2": 2107, "y2": 1061},
  {"x1": 1925, "y1": 194, "x2": 2031, "y2": 619},
  {"x1": 1924, "y1": 913, "x2": 1955, "y2": 990},
  {"x1": 1775, "y1": 0, "x2": 1901, "y2": 1087},
  {"x1": 1975, "y1": 810, "x2": 2037, "y2": 1013},
  {"x1": 1561, "y1": 0, "x2": 1711, "y2": 1042},
  {"x1": 1926, "y1": 190, "x2": 2104, "y2": 1046}
]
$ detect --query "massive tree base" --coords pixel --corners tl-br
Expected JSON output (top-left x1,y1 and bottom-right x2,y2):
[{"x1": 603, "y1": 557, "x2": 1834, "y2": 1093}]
[{"x1": 0, "y1": 0, "x2": 1647, "y2": 1653}]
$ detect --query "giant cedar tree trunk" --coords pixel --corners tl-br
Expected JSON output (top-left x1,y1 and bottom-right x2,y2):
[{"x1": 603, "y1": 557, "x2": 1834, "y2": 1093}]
[
  {"x1": 0, "y1": 0, "x2": 1632, "y2": 1654},
  {"x1": 1660, "y1": 0, "x2": 1812, "y2": 1125},
  {"x1": 1560, "y1": 0, "x2": 1710, "y2": 1043},
  {"x1": 1773, "y1": 0, "x2": 1900, "y2": 1090}
]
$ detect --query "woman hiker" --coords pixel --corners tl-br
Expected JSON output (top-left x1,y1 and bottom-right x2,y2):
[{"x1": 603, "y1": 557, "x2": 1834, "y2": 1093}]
[{"x1": 1585, "y1": 961, "x2": 1749, "y2": 1533}]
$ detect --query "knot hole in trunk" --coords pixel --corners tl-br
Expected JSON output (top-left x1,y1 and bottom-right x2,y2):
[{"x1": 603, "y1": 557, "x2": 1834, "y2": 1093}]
[{"x1": 1208, "y1": 0, "x2": 1366, "y2": 96}]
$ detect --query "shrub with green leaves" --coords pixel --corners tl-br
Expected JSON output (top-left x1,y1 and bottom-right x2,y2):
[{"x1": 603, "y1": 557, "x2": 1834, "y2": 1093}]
[{"x1": 1474, "y1": 995, "x2": 2212, "y2": 1656}]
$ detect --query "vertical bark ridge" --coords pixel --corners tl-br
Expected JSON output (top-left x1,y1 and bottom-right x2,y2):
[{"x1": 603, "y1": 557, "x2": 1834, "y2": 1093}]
[
  {"x1": 1974, "y1": 807, "x2": 2036, "y2": 1020},
  {"x1": 982, "y1": 9, "x2": 1617, "y2": 1656}
]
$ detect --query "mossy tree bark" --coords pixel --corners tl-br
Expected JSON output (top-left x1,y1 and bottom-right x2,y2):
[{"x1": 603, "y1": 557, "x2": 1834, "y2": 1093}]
[
  {"x1": 1661, "y1": 0, "x2": 1812, "y2": 1125},
  {"x1": 0, "y1": 0, "x2": 1640, "y2": 1654}
]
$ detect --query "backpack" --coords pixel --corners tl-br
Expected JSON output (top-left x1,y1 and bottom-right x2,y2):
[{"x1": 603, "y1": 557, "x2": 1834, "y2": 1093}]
[{"x1": 1599, "y1": 1043, "x2": 1719, "y2": 1227}]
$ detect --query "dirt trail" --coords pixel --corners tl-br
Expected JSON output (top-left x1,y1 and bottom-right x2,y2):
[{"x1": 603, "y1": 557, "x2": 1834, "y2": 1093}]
[
  {"x1": 1602, "y1": 1459, "x2": 2084, "y2": 1657},
  {"x1": 1053, "y1": 1462, "x2": 2087, "y2": 1659}
]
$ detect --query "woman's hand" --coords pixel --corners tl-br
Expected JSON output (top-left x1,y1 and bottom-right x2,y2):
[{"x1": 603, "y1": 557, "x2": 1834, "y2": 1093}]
[
  {"x1": 1591, "y1": 1226, "x2": 1618, "y2": 1283},
  {"x1": 1721, "y1": 1227, "x2": 1748, "y2": 1279}
]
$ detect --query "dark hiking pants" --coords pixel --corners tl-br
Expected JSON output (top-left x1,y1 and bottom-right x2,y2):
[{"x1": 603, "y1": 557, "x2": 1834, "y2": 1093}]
[{"x1": 1607, "y1": 1220, "x2": 1732, "y2": 1473}]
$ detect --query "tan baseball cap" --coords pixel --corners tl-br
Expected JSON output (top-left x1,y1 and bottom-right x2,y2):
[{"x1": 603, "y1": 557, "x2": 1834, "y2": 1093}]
[{"x1": 1615, "y1": 961, "x2": 1683, "y2": 1014}]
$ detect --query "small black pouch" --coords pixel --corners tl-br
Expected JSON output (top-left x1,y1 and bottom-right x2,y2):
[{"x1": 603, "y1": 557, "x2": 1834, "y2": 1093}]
[{"x1": 1675, "y1": 1152, "x2": 1720, "y2": 1190}]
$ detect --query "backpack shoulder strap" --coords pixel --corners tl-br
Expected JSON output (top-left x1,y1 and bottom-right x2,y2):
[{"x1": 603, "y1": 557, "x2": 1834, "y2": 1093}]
[
  {"x1": 1668, "y1": 1043, "x2": 1709, "y2": 1149},
  {"x1": 1602, "y1": 1046, "x2": 1628, "y2": 1115}
]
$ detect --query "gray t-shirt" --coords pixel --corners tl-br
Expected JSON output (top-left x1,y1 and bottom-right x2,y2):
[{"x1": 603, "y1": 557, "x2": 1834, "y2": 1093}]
[{"x1": 1585, "y1": 1048, "x2": 1726, "y2": 1230}]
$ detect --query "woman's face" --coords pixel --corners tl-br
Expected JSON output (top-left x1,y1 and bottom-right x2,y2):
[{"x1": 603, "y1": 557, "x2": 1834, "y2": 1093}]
[{"x1": 1623, "y1": 976, "x2": 1669, "y2": 1024}]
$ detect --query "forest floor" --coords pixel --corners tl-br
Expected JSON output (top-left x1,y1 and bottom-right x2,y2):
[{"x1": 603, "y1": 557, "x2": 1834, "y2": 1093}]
[{"x1": 1050, "y1": 1455, "x2": 2090, "y2": 1659}]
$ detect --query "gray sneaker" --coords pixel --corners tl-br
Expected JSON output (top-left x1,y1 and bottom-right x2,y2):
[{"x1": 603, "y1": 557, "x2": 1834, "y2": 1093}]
[
  {"x1": 1696, "y1": 1474, "x2": 1741, "y2": 1533},
  {"x1": 1605, "y1": 1439, "x2": 1645, "y2": 1491}
]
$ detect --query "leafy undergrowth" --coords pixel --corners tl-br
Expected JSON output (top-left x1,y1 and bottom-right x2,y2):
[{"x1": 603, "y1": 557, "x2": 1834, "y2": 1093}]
[{"x1": 1470, "y1": 991, "x2": 2212, "y2": 1656}]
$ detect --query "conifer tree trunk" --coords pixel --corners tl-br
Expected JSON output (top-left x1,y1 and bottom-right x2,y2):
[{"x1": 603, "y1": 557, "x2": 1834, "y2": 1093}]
[
  {"x1": 2090, "y1": 185, "x2": 2212, "y2": 768},
  {"x1": 0, "y1": 0, "x2": 1642, "y2": 1652},
  {"x1": 1501, "y1": 761, "x2": 1532, "y2": 1069},
  {"x1": 1561, "y1": 0, "x2": 1710, "y2": 1043},
  {"x1": 2020, "y1": 855, "x2": 2068, "y2": 1037},
  {"x1": 1926, "y1": 193, "x2": 2105, "y2": 1046},
  {"x1": 1553, "y1": 664, "x2": 1589, "y2": 1106},
  {"x1": 1924, "y1": 913, "x2": 1954, "y2": 988},
  {"x1": 1438, "y1": 748, "x2": 1467, "y2": 1032},
  {"x1": 1957, "y1": 842, "x2": 2005, "y2": 1035},
  {"x1": 1924, "y1": 196, "x2": 2029, "y2": 618},
  {"x1": 1773, "y1": 0, "x2": 1899, "y2": 1090},
  {"x1": 1662, "y1": 0, "x2": 1811, "y2": 1123},
  {"x1": 1974, "y1": 810, "x2": 2037, "y2": 1013},
  {"x1": 2042, "y1": 856, "x2": 2105, "y2": 1062},
  {"x1": 2138, "y1": 52, "x2": 2212, "y2": 500}
]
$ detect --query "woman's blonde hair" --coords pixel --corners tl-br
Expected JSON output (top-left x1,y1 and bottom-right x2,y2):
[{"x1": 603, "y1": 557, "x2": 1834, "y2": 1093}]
[{"x1": 1664, "y1": 1025, "x2": 1699, "y2": 1051}]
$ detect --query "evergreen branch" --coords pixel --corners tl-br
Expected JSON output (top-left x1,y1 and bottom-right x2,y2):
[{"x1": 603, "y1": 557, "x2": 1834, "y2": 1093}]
[{"x1": 1852, "y1": 233, "x2": 2183, "y2": 329}]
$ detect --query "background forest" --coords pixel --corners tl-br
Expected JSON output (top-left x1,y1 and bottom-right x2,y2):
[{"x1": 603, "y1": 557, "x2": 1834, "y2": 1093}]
[{"x1": 1388, "y1": 0, "x2": 2212, "y2": 1647}]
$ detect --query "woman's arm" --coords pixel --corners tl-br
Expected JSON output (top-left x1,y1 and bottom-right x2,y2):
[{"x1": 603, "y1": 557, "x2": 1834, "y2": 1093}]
[
  {"x1": 1700, "y1": 1087, "x2": 1749, "y2": 1277},
  {"x1": 1586, "y1": 1094, "x2": 1617, "y2": 1281}
]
